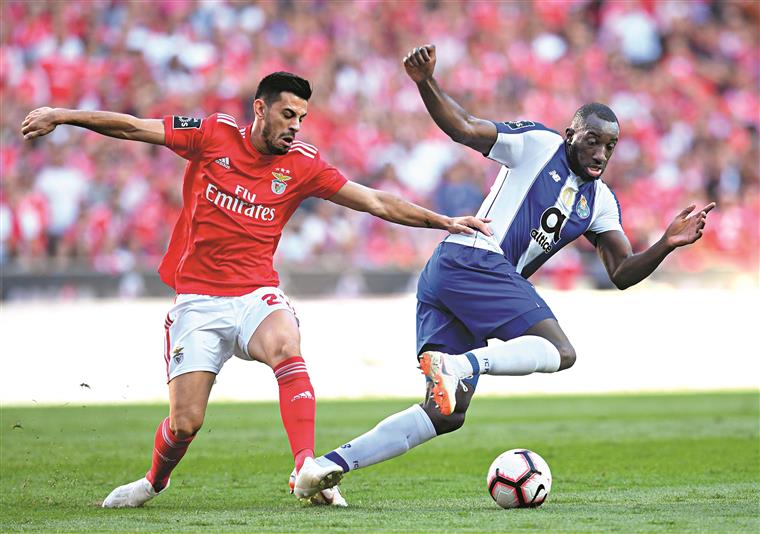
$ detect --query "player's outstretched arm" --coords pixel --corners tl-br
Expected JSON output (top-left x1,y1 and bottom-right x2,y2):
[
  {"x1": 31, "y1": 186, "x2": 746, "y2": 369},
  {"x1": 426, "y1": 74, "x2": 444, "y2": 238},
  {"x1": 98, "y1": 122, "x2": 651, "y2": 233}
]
[
  {"x1": 22, "y1": 107, "x2": 165, "y2": 145},
  {"x1": 595, "y1": 202, "x2": 716, "y2": 290},
  {"x1": 403, "y1": 45, "x2": 497, "y2": 154},
  {"x1": 328, "y1": 181, "x2": 492, "y2": 236}
]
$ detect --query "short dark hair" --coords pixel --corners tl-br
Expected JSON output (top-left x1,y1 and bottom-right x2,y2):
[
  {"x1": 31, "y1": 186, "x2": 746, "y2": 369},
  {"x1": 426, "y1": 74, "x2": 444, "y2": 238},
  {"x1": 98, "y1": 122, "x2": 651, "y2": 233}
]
[
  {"x1": 572, "y1": 103, "x2": 618, "y2": 127},
  {"x1": 254, "y1": 71, "x2": 312, "y2": 104}
]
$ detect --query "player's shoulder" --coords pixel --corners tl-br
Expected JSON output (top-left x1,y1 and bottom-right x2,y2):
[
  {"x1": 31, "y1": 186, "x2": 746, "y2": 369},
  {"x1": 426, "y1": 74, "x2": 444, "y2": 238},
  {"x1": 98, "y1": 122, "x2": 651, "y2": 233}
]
[
  {"x1": 281, "y1": 140, "x2": 325, "y2": 173},
  {"x1": 287, "y1": 140, "x2": 320, "y2": 160},
  {"x1": 205, "y1": 112, "x2": 245, "y2": 133},
  {"x1": 197, "y1": 113, "x2": 251, "y2": 145},
  {"x1": 594, "y1": 179, "x2": 617, "y2": 199},
  {"x1": 594, "y1": 179, "x2": 622, "y2": 211}
]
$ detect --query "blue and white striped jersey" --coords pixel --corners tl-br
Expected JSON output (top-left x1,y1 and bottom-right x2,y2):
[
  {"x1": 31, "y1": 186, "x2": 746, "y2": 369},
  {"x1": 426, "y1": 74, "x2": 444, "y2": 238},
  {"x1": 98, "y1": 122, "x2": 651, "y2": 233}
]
[{"x1": 445, "y1": 120, "x2": 623, "y2": 279}]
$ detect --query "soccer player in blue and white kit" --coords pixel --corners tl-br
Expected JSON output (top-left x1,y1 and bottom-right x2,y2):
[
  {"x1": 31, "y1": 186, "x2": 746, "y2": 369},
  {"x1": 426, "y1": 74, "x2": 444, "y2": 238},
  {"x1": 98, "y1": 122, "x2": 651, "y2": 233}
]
[{"x1": 294, "y1": 44, "x2": 716, "y2": 499}]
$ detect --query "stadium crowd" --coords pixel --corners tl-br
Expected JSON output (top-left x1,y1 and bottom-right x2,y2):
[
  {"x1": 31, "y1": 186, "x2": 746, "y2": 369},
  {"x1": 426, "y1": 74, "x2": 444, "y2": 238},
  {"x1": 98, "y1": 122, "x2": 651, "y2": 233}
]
[{"x1": 2, "y1": 0, "x2": 758, "y2": 290}]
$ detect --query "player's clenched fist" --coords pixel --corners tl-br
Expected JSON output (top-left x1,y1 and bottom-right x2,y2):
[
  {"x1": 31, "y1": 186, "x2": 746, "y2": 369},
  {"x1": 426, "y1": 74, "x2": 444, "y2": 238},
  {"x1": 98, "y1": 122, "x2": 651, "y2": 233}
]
[
  {"x1": 403, "y1": 44, "x2": 436, "y2": 83},
  {"x1": 21, "y1": 107, "x2": 59, "y2": 140}
]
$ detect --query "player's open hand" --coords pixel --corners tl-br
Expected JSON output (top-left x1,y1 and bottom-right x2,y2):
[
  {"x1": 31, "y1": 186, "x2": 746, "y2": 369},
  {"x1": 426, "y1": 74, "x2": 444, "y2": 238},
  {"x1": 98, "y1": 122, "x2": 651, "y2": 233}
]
[
  {"x1": 404, "y1": 45, "x2": 436, "y2": 83},
  {"x1": 21, "y1": 107, "x2": 59, "y2": 140},
  {"x1": 664, "y1": 202, "x2": 716, "y2": 248},
  {"x1": 447, "y1": 216, "x2": 493, "y2": 236}
]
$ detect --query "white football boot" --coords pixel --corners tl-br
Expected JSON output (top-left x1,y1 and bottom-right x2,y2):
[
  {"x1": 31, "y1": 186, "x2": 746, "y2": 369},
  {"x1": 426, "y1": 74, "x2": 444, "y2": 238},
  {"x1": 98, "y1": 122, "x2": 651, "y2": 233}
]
[
  {"x1": 293, "y1": 457, "x2": 344, "y2": 499},
  {"x1": 289, "y1": 467, "x2": 348, "y2": 507},
  {"x1": 102, "y1": 477, "x2": 168, "y2": 508},
  {"x1": 419, "y1": 351, "x2": 463, "y2": 416}
]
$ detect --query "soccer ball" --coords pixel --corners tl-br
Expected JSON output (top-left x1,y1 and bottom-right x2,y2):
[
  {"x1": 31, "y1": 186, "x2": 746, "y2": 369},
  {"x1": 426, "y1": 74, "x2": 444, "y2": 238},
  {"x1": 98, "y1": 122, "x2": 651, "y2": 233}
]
[{"x1": 486, "y1": 449, "x2": 552, "y2": 508}]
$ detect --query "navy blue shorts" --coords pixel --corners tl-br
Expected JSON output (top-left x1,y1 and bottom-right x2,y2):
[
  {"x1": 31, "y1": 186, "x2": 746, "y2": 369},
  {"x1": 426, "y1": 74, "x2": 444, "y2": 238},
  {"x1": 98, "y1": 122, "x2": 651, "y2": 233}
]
[{"x1": 416, "y1": 242, "x2": 555, "y2": 365}]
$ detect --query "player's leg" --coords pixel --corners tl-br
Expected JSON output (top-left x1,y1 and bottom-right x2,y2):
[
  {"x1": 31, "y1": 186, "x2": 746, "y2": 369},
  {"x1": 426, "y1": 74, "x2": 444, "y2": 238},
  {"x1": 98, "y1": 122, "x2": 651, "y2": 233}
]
[
  {"x1": 435, "y1": 320, "x2": 575, "y2": 380},
  {"x1": 103, "y1": 296, "x2": 234, "y2": 508},
  {"x1": 521, "y1": 318, "x2": 576, "y2": 370},
  {"x1": 237, "y1": 289, "x2": 320, "y2": 473},
  {"x1": 302, "y1": 347, "x2": 477, "y2": 497},
  {"x1": 246, "y1": 309, "x2": 316, "y2": 466},
  {"x1": 236, "y1": 288, "x2": 348, "y2": 504},
  {"x1": 296, "y1": 288, "x2": 483, "y2": 499},
  {"x1": 150, "y1": 371, "x2": 216, "y2": 487},
  {"x1": 422, "y1": 247, "x2": 572, "y2": 384},
  {"x1": 102, "y1": 372, "x2": 215, "y2": 508}
]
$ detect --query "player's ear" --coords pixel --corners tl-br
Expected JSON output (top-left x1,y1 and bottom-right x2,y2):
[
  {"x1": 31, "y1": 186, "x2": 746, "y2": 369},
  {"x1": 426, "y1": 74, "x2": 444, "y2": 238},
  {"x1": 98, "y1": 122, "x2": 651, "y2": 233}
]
[
  {"x1": 253, "y1": 99, "x2": 266, "y2": 121},
  {"x1": 565, "y1": 127, "x2": 575, "y2": 143}
]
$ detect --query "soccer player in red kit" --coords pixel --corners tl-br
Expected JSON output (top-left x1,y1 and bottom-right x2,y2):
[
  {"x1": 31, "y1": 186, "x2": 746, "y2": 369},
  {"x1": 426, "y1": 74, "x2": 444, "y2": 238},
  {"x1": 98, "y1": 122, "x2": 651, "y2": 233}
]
[{"x1": 21, "y1": 72, "x2": 492, "y2": 508}]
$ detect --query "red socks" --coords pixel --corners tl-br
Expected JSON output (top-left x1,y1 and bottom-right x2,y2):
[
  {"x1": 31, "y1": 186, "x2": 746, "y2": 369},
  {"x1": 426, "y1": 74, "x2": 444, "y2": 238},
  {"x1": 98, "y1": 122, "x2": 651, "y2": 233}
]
[
  {"x1": 143, "y1": 357, "x2": 314, "y2": 490},
  {"x1": 145, "y1": 417, "x2": 194, "y2": 492},
  {"x1": 274, "y1": 356, "x2": 315, "y2": 471}
]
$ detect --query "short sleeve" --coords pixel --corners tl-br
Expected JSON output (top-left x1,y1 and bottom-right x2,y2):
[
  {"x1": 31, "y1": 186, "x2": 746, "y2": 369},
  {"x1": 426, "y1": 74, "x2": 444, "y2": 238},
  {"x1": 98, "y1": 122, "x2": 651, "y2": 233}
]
[
  {"x1": 486, "y1": 120, "x2": 563, "y2": 168},
  {"x1": 163, "y1": 114, "x2": 216, "y2": 160},
  {"x1": 587, "y1": 182, "x2": 623, "y2": 237},
  {"x1": 307, "y1": 157, "x2": 348, "y2": 199}
]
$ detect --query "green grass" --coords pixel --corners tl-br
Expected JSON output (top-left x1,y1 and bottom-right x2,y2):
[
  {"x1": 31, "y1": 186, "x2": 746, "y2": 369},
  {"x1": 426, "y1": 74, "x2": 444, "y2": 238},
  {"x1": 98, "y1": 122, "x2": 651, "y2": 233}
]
[{"x1": 1, "y1": 392, "x2": 758, "y2": 533}]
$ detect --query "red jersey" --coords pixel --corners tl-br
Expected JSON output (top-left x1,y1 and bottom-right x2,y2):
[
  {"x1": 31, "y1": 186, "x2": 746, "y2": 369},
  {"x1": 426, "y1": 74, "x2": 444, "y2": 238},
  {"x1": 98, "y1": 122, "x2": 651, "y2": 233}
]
[{"x1": 158, "y1": 113, "x2": 347, "y2": 296}]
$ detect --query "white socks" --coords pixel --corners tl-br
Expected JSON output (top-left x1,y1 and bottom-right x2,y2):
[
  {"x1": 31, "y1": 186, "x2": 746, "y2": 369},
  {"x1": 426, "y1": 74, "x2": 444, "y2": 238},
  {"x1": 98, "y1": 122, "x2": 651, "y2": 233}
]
[
  {"x1": 317, "y1": 404, "x2": 436, "y2": 472},
  {"x1": 451, "y1": 335, "x2": 561, "y2": 377},
  {"x1": 314, "y1": 337, "x2": 561, "y2": 475}
]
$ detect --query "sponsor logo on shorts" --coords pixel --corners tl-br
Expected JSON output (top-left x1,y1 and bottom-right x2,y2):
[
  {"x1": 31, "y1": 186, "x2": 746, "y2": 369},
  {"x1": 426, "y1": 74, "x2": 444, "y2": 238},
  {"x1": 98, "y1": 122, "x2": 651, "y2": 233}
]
[{"x1": 291, "y1": 390, "x2": 314, "y2": 402}]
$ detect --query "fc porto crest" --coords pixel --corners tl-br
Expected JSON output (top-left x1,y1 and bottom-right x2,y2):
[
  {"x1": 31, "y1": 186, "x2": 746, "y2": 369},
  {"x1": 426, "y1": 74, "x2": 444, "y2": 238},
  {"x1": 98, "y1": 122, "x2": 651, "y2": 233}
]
[
  {"x1": 575, "y1": 195, "x2": 590, "y2": 219},
  {"x1": 271, "y1": 168, "x2": 292, "y2": 195}
]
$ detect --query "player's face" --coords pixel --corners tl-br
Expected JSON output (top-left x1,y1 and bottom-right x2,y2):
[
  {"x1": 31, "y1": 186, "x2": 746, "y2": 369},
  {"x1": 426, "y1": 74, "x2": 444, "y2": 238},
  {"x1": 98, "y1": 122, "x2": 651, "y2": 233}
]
[
  {"x1": 565, "y1": 114, "x2": 619, "y2": 181},
  {"x1": 257, "y1": 92, "x2": 308, "y2": 155}
]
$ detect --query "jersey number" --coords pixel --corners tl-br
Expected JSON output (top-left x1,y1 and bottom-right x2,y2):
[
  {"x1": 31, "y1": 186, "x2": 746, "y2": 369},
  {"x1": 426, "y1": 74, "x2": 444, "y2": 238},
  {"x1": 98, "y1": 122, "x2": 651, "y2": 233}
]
[
  {"x1": 262, "y1": 293, "x2": 282, "y2": 306},
  {"x1": 540, "y1": 207, "x2": 566, "y2": 243},
  {"x1": 530, "y1": 207, "x2": 567, "y2": 254}
]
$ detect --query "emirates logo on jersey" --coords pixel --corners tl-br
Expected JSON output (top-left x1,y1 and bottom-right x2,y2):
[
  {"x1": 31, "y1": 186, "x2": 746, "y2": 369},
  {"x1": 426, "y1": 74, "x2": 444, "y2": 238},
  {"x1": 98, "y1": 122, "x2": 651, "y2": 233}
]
[
  {"x1": 205, "y1": 183, "x2": 276, "y2": 221},
  {"x1": 271, "y1": 167, "x2": 292, "y2": 195}
]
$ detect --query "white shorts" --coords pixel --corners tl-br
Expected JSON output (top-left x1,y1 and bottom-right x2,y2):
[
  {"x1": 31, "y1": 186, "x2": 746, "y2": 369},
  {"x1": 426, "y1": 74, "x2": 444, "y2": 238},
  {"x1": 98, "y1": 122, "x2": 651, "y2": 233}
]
[{"x1": 163, "y1": 287, "x2": 296, "y2": 381}]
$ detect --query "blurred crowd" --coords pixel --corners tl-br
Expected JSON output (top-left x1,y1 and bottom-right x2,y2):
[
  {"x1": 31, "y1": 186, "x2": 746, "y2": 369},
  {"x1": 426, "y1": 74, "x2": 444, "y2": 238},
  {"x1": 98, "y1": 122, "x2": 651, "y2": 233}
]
[{"x1": 2, "y1": 0, "x2": 758, "y2": 290}]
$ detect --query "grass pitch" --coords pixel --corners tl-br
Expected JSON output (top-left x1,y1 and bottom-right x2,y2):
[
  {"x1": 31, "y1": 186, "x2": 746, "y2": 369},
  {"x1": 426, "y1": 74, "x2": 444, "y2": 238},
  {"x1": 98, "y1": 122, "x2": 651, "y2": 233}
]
[{"x1": 1, "y1": 391, "x2": 758, "y2": 533}]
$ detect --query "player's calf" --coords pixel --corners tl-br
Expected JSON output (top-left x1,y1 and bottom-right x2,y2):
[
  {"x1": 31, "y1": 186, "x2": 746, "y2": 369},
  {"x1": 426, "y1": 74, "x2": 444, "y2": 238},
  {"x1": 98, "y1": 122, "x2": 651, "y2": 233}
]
[
  {"x1": 419, "y1": 351, "x2": 463, "y2": 416},
  {"x1": 421, "y1": 375, "x2": 475, "y2": 435}
]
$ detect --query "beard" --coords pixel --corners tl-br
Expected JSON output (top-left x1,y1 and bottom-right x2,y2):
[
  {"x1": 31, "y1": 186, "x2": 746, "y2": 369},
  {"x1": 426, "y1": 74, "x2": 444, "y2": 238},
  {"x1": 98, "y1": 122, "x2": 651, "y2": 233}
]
[
  {"x1": 262, "y1": 123, "x2": 288, "y2": 155},
  {"x1": 565, "y1": 142, "x2": 598, "y2": 181}
]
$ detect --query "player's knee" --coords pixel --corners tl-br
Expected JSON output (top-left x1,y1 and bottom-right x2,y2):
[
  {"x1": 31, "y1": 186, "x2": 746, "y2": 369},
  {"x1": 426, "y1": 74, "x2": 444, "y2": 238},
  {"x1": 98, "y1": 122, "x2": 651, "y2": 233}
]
[
  {"x1": 170, "y1": 412, "x2": 204, "y2": 439},
  {"x1": 255, "y1": 332, "x2": 302, "y2": 368},
  {"x1": 432, "y1": 411, "x2": 466, "y2": 435},
  {"x1": 558, "y1": 344, "x2": 576, "y2": 370}
]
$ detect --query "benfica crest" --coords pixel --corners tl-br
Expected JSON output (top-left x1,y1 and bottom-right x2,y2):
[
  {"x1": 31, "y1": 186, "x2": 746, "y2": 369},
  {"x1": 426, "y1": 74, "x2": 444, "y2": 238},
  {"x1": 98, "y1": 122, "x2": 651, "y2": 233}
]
[{"x1": 271, "y1": 170, "x2": 292, "y2": 195}]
